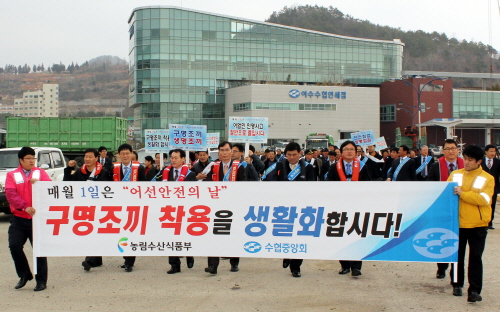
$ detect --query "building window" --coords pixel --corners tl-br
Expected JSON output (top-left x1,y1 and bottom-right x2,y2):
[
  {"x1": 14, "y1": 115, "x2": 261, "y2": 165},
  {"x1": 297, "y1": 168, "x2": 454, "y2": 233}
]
[
  {"x1": 233, "y1": 103, "x2": 250, "y2": 111},
  {"x1": 438, "y1": 103, "x2": 443, "y2": 113},
  {"x1": 202, "y1": 30, "x2": 216, "y2": 41},
  {"x1": 380, "y1": 104, "x2": 396, "y2": 122}
]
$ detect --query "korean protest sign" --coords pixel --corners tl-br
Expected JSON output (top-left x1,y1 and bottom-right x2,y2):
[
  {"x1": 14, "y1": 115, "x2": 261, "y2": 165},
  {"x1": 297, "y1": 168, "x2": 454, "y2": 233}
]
[
  {"x1": 207, "y1": 132, "x2": 220, "y2": 149},
  {"x1": 168, "y1": 124, "x2": 207, "y2": 151},
  {"x1": 374, "y1": 137, "x2": 388, "y2": 151},
  {"x1": 228, "y1": 117, "x2": 268, "y2": 143},
  {"x1": 350, "y1": 130, "x2": 375, "y2": 146},
  {"x1": 33, "y1": 181, "x2": 458, "y2": 264},
  {"x1": 144, "y1": 129, "x2": 170, "y2": 152}
]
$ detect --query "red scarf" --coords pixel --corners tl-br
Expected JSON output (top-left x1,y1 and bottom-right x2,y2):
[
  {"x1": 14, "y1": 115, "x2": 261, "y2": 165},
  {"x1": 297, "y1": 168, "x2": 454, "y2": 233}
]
[
  {"x1": 113, "y1": 161, "x2": 140, "y2": 181},
  {"x1": 336, "y1": 158, "x2": 360, "y2": 181},
  {"x1": 81, "y1": 162, "x2": 103, "y2": 176},
  {"x1": 162, "y1": 164, "x2": 189, "y2": 181},
  {"x1": 438, "y1": 156, "x2": 464, "y2": 181},
  {"x1": 212, "y1": 161, "x2": 240, "y2": 181}
]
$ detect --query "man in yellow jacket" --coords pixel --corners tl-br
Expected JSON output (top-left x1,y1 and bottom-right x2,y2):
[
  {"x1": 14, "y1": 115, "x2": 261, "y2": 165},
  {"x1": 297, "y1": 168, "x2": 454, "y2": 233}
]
[{"x1": 448, "y1": 145, "x2": 493, "y2": 303}]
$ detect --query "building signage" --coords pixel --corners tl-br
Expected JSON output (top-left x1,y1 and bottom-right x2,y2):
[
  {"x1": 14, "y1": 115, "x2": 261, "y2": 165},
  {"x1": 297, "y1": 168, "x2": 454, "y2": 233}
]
[{"x1": 288, "y1": 89, "x2": 347, "y2": 100}]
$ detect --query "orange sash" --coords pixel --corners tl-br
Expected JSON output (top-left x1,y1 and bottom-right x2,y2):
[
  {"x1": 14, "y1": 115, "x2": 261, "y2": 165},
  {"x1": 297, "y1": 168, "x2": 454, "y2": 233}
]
[{"x1": 335, "y1": 158, "x2": 360, "y2": 181}]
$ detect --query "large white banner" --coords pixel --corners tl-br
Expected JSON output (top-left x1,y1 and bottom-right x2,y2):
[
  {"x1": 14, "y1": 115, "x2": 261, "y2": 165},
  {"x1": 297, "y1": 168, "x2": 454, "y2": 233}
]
[{"x1": 33, "y1": 182, "x2": 458, "y2": 263}]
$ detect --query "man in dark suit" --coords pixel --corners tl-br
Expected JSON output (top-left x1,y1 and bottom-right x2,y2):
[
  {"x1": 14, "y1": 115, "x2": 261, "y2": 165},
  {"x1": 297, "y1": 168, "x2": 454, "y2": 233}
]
[
  {"x1": 113, "y1": 143, "x2": 146, "y2": 272},
  {"x1": 415, "y1": 145, "x2": 435, "y2": 181},
  {"x1": 386, "y1": 145, "x2": 416, "y2": 181},
  {"x1": 64, "y1": 148, "x2": 111, "y2": 271},
  {"x1": 146, "y1": 153, "x2": 168, "y2": 181},
  {"x1": 98, "y1": 146, "x2": 113, "y2": 178},
  {"x1": 160, "y1": 149, "x2": 197, "y2": 274},
  {"x1": 366, "y1": 145, "x2": 383, "y2": 181},
  {"x1": 204, "y1": 141, "x2": 246, "y2": 274},
  {"x1": 321, "y1": 151, "x2": 337, "y2": 181},
  {"x1": 275, "y1": 142, "x2": 314, "y2": 277},
  {"x1": 427, "y1": 139, "x2": 464, "y2": 279},
  {"x1": 327, "y1": 140, "x2": 371, "y2": 276},
  {"x1": 481, "y1": 144, "x2": 500, "y2": 229},
  {"x1": 382, "y1": 148, "x2": 398, "y2": 181},
  {"x1": 304, "y1": 149, "x2": 320, "y2": 181}
]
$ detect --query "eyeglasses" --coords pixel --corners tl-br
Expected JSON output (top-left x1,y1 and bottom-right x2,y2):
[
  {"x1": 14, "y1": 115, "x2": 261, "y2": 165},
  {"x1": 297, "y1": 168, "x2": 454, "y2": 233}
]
[
  {"x1": 443, "y1": 147, "x2": 457, "y2": 151},
  {"x1": 23, "y1": 157, "x2": 37, "y2": 161}
]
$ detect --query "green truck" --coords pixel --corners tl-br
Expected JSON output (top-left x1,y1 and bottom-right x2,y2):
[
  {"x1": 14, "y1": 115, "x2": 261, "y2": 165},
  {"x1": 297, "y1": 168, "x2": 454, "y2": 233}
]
[{"x1": 6, "y1": 117, "x2": 127, "y2": 165}]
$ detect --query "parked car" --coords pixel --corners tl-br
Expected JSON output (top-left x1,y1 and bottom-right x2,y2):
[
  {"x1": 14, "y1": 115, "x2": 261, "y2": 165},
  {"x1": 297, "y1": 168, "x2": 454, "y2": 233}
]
[{"x1": 0, "y1": 147, "x2": 66, "y2": 214}]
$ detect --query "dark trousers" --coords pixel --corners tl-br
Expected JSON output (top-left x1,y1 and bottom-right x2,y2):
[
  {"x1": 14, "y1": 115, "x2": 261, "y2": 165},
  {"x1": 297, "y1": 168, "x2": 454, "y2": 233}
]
[
  {"x1": 340, "y1": 260, "x2": 362, "y2": 270},
  {"x1": 207, "y1": 257, "x2": 239, "y2": 267},
  {"x1": 84, "y1": 256, "x2": 103, "y2": 266},
  {"x1": 169, "y1": 256, "x2": 194, "y2": 266},
  {"x1": 437, "y1": 262, "x2": 449, "y2": 271},
  {"x1": 123, "y1": 256, "x2": 135, "y2": 266},
  {"x1": 451, "y1": 227, "x2": 488, "y2": 295},
  {"x1": 490, "y1": 193, "x2": 497, "y2": 227},
  {"x1": 8, "y1": 216, "x2": 48, "y2": 283},
  {"x1": 289, "y1": 259, "x2": 303, "y2": 272}
]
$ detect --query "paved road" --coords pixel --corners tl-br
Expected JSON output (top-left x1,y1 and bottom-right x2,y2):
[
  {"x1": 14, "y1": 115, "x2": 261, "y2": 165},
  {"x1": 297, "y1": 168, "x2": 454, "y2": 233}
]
[{"x1": 0, "y1": 212, "x2": 499, "y2": 312}]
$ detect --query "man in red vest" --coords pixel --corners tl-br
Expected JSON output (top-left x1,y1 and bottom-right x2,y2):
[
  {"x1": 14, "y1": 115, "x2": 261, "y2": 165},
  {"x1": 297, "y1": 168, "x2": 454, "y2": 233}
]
[
  {"x1": 204, "y1": 141, "x2": 246, "y2": 274},
  {"x1": 113, "y1": 143, "x2": 146, "y2": 272},
  {"x1": 427, "y1": 139, "x2": 464, "y2": 279}
]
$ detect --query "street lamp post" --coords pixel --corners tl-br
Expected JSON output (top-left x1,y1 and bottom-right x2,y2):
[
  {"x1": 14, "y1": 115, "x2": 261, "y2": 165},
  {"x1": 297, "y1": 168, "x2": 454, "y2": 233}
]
[{"x1": 390, "y1": 75, "x2": 448, "y2": 149}]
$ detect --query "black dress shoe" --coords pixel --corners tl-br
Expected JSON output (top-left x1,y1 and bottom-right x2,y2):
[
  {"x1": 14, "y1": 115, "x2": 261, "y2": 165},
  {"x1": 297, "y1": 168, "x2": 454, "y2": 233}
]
[
  {"x1": 351, "y1": 268, "x2": 362, "y2": 277},
  {"x1": 338, "y1": 268, "x2": 350, "y2": 275},
  {"x1": 488, "y1": 226, "x2": 494, "y2": 230},
  {"x1": 467, "y1": 292, "x2": 482, "y2": 302},
  {"x1": 453, "y1": 286, "x2": 463, "y2": 296},
  {"x1": 82, "y1": 261, "x2": 91, "y2": 271},
  {"x1": 187, "y1": 258, "x2": 194, "y2": 269},
  {"x1": 230, "y1": 265, "x2": 239, "y2": 272},
  {"x1": 204, "y1": 265, "x2": 217, "y2": 274},
  {"x1": 34, "y1": 283, "x2": 46, "y2": 292},
  {"x1": 436, "y1": 269, "x2": 446, "y2": 279},
  {"x1": 283, "y1": 259, "x2": 290, "y2": 268},
  {"x1": 167, "y1": 266, "x2": 180, "y2": 274},
  {"x1": 124, "y1": 264, "x2": 133, "y2": 272},
  {"x1": 292, "y1": 271, "x2": 301, "y2": 278},
  {"x1": 14, "y1": 276, "x2": 32, "y2": 289}
]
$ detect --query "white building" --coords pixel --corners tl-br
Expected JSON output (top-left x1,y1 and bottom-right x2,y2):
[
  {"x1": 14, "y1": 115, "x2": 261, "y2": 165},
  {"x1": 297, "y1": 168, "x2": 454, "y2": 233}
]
[
  {"x1": 225, "y1": 84, "x2": 380, "y2": 147},
  {"x1": 13, "y1": 84, "x2": 59, "y2": 117}
]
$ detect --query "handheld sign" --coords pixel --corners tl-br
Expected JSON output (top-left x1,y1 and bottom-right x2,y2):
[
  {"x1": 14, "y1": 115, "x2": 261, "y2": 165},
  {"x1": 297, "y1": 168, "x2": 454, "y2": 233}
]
[
  {"x1": 207, "y1": 132, "x2": 220, "y2": 149},
  {"x1": 169, "y1": 124, "x2": 207, "y2": 151},
  {"x1": 351, "y1": 130, "x2": 375, "y2": 147}
]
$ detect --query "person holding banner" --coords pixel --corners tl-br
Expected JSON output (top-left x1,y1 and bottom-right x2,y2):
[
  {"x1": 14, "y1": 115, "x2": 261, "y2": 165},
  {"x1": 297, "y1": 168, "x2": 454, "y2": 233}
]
[
  {"x1": 327, "y1": 141, "x2": 371, "y2": 276},
  {"x1": 64, "y1": 148, "x2": 112, "y2": 272},
  {"x1": 146, "y1": 153, "x2": 168, "y2": 181},
  {"x1": 427, "y1": 139, "x2": 464, "y2": 279},
  {"x1": 6, "y1": 146, "x2": 51, "y2": 291},
  {"x1": 161, "y1": 149, "x2": 197, "y2": 274},
  {"x1": 386, "y1": 145, "x2": 416, "y2": 181},
  {"x1": 480, "y1": 145, "x2": 500, "y2": 229},
  {"x1": 415, "y1": 145, "x2": 435, "y2": 181},
  {"x1": 204, "y1": 141, "x2": 246, "y2": 274},
  {"x1": 192, "y1": 150, "x2": 212, "y2": 181},
  {"x1": 231, "y1": 144, "x2": 259, "y2": 181},
  {"x1": 366, "y1": 145, "x2": 383, "y2": 181},
  {"x1": 276, "y1": 142, "x2": 314, "y2": 277},
  {"x1": 448, "y1": 144, "x2": 493, "y2": 303},
  {"x1": 113, "y1": 143, "x2": 146, "y2": 272}
]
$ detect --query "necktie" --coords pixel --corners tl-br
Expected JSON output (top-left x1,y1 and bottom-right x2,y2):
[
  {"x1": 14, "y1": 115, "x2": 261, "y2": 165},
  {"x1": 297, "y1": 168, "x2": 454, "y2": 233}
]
[
  {"x1": 101, "y1": 158, "x2": 104, "y2": 164},
  {"x1": 488, "y1": 159, "x2": 492, "y2": 169},
  {"x1": 223, "y1": 164, "x2": 229, "y2": 175},
  {"x1": 124, "y1": 166, "x2": 130, "y2": 177},
  {"x1": 290, "y1": 164, "x2": 296, "y2": 170},
  {"x1": 174, "y1": 169, "x2": 179, "y2": 180},
  {"x1": 346, "y1": 163, "x2": 352, "y2": 175},
  {"x1": 423, "y1": 156, "x2": 427, "y2": 176},
  {"x1": 449, "y1": 163, "x2": 455, "y2": 174}
]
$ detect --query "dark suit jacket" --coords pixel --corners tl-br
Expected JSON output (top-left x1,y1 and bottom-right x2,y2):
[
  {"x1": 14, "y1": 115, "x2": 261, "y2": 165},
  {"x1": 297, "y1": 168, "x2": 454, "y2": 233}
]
[
  {"x1": 275, "y1": 159, "x2": 314, "y2": 181},
  {"x1": 321, "y1": 160, "x2": 336, "y2": 181},
  {"x1": 382, "y1": 157, "x2": 394, "y2": 181},
  {"x1": 388, "y1": 158, "x2": 416, "y2": 181},
  {"x1": 205, "y1": 160, "x2": 246, "y2": 181},
  {"x1": 481, "y1": 157, "x2": 500, "y2": 192},
  {"x1": 366, "y1": 152, "x2": 383, "y2": 180},
  {"x1": 304, "y1": 158, "x2": 321, "y2": 181},
  {"x1": 165, "y1": 168, "x2": 197, "y2": 181},
  {"x1": 113, "y1": 163, "x2": 146, "y2": 181},
  {"x1": 414, "y1": 155, "x2": 435, "y2": 181},
  {"x1": 146, "y1": 167, "x2": 160, "y2": 181},
  {"x1": 327, "y1": 160, "x2": 371, "y2": 181},
  {"x1": 64, "y1": 166, "x2": 111, "y2": 181}
]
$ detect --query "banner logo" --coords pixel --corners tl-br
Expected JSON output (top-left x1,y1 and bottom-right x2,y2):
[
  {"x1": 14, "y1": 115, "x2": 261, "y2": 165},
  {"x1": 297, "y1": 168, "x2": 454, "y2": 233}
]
[
  {"x1": 243, "y1": 241, "x2": 262, "y2": 253},
  {"x1": 412, "y1": 228, "x2": 458, "y2": 259},
  {"x1": 288, "y1": 89, "x2": 300, "y2": 98},
  {"x1": 118, "y1": 237, "x2": 129, "y2": 253}
]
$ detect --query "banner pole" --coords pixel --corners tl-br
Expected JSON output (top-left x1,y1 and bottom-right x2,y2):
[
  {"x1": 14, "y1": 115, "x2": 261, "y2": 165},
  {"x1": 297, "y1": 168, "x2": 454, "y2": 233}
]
[
  {"x1": 453, "y1": 262, "x2": 458, "y2": 283},
  {"x1": 244, "y1": 143, "x2": 250, "y2": 158}
]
